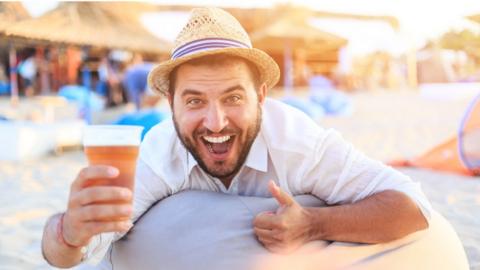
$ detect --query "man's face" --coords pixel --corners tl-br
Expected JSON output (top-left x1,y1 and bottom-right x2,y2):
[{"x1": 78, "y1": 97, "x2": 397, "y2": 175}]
[{"x1": 170, "y1": 60, "x2": 266, "y2": 180}]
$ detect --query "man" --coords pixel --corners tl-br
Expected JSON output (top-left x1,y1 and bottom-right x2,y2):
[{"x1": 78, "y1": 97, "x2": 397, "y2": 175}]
[
  {"x1": 122, "y1": 54, "x2": 157, "y2": 110},
  {"x1": 18, "y1": 53, "x2": 37, "y2": 96},
  {"x1": 42, "y1": 7, "x2": 430, "y2": 268}
]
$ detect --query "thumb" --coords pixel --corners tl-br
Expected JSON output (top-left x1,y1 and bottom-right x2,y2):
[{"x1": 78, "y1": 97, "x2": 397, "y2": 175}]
[{"x1": 268, "y1": 180, "x2": 294, "y2": 207}]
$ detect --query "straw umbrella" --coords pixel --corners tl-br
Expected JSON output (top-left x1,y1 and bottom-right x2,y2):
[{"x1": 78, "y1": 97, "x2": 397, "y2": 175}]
[
  {"x1": 251, "y1": 16, "x2": 346, "y2": 53},
  {"x1": 467, "y1": 14, "x2": 480, "y2": 24},
  {"x1": 250, "y1": 12, "x2": 346, "y2": 93},
  {"x1": 5, "y1": 2, "x2": 171, "y2": 54},
  {"x1": 0, "y1": 2, "x2": 30, "y2": 33},
  {"x1": 0, "y1": 2, "x2": 31, "y2": 105},
  {"x1": 98, "y1": 2, "x2": 160, "y2": 21}
]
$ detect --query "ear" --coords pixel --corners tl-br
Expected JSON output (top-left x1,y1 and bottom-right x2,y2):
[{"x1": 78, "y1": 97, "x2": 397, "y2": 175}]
[{"x1": 257, "y1": 83, "x2": 268, "y2": 105}]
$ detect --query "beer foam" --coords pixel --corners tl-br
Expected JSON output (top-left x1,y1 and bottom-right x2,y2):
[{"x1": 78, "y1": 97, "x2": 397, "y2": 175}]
[{"x1": 83, "y1": 125, "x2": 144, "y2": 146}]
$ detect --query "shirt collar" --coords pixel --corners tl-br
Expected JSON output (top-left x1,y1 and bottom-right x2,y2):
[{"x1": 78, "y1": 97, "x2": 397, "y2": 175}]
[
  {"x1": 186, "y1": 150, "x2": 198, "y2": 174},
  {"x1": 184, "y1": 131, "x2": 268, "y2": 175},
  {"x1": 244, "y1": 132, "x2": 268, "y2": 172}
]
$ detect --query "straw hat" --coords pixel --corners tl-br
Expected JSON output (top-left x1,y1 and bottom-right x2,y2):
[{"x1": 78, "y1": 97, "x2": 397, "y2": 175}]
[{"x1": 148, "y1": 7, "x2": 280, "y2": 95}]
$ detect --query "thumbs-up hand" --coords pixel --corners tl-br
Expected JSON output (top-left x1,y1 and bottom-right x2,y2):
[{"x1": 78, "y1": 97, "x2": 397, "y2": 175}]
[{"x1": 253, "y1": 180, "x2": 313, "y2": 254}]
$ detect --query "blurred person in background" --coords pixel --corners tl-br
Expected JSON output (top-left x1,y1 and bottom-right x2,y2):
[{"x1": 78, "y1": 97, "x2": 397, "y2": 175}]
[
  {"x1": 122, "y1": 54, "x2": 156, "y2": 110},
  {"x1": 18, "y1": 51, "x2": 37, "y2": 96},
  {"x1": 98, "y1": 54, "x2": 124, "y2": 106}
]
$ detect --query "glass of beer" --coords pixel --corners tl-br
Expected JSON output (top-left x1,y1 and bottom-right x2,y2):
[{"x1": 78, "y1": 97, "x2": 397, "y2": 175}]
[{"x1": 83, "y1": 125, "x2": 143, "y2": 220}]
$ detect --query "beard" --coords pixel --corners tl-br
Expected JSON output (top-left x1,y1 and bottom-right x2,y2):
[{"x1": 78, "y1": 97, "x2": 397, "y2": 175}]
[{"x1": 173, "y1": 105, "x2": 262, "y2": 180}]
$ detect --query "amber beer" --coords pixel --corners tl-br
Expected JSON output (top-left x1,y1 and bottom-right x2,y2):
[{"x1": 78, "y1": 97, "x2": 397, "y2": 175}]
[
  {"x1": 83, "y1": 125, "x2": 143, "y2": 221},
  {"x1": 84, "y1": 145, "x2": 139, "y2": 190}
]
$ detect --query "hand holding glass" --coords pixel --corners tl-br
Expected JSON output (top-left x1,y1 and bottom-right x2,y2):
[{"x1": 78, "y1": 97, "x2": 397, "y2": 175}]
[{"x1": 83, "y1": 125, "x2": 143, "y2": 221}]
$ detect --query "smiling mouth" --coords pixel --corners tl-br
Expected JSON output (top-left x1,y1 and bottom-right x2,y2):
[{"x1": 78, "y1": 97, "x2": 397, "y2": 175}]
[{"x1": 202, "y1": 135, "x2": 235, "y2": 155}]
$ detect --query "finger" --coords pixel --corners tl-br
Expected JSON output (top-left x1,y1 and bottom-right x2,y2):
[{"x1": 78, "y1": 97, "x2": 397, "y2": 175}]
[
  {"x1": 85, "y1": 220, "x2": 133, "y2": 235},
  {"x1": 70, "y1": 186, "x2": 132, "y2": 207},
  {"x1": 75, "y1": 204, "x2": 132, "y2": 222},
  {"x1": 71, "y1": 220, "x2": 133, "y2": 245},
  {"x1": 254, "y1": 227, "x2": 281, "y2": 241},
  {"x1": 268, "y1": 180, "x2": 294, "y2": 207},
  {"x1": 257, "y1": 235, "x2": 276, "y2": 246},
  {"x1": 253, "y1": 211, "x2": 279, "y2": 230},
  {"x1": 71, "y1": 165, "x2": 119, "y2": 192}
]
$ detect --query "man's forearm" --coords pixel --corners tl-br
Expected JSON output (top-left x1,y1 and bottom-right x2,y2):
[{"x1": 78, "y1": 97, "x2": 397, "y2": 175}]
[
  {"x1": 42, "y1": 213, "x2": 84, "y2": 268},
  {"x1": 307, "y1": 190, "x2": 429, "y2": 244}
]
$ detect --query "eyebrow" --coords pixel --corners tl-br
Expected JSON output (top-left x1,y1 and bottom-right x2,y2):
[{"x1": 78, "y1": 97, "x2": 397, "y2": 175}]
[{"x1": 181, "y1": 84, "x2": 246, "y2": 98}]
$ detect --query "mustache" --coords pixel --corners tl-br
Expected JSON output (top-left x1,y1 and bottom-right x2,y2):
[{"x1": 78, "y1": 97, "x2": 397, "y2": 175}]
[{"x1": 193, "y1": 126, "x2": 240, "y2": 137}]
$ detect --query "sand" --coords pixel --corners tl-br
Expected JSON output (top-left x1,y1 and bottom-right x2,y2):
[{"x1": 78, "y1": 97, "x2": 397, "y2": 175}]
[{"x1": 0, "y1": 90, "x2": 478, "y2": 269}]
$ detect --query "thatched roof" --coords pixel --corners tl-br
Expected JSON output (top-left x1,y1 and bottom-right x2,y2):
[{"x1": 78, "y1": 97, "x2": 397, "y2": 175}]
[
  {"x1": 312, "y1": 10, "x2": 399, "y2": 30},
  {"x1": 98, "y1": 2, "x2": 160, "y2": 20},
  {"x1": 148, "y1": 4, "x2": 400, "y2": 33},
  {"x1": 5, "y1": 2, "x2": 171, "y2": 54},
  {"x1": 250, "y1": 12, "x2": 347, "y2": 53},
  {"x1": 467, "y1": 14, "x2": 480, "y2": 24},
  {"x1": 0, "y1": 2, "x2": 30, "y2": 32}
]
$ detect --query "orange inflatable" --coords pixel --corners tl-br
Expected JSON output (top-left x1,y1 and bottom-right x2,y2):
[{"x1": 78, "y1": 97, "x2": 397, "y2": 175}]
[{"x1": 390, "y1": 94, "x2": 480, "y2": 176}]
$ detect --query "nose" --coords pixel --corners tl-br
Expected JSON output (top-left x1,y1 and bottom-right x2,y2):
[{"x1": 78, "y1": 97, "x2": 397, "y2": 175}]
[{"x1": 203, "y1": 102, "x2": 228, "y2": 133}]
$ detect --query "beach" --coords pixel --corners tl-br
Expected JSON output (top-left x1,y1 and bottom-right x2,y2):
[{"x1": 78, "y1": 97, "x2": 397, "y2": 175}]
[{"x1": 0, "y1": 90, "x2": 479, "y2": 269}]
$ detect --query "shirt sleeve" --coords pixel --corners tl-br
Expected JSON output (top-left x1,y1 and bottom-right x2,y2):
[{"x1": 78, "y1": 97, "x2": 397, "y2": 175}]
[
  {"x1": 82, "y1": 158, "x2": 173, "y2": 265},
  {"x1": 301, "y1": 129, "x2": 432, "y2": 222}
]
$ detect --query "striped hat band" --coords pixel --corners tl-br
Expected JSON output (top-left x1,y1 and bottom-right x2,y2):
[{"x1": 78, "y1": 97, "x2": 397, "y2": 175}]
[{"x1": 171, "y1": 38, "x2": 250, "y2": 60}]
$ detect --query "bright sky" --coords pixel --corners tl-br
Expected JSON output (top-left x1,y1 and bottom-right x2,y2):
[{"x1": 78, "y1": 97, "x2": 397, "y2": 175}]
[{"x1": 21, "y1": 0, "x2": 480, "y2": 55}]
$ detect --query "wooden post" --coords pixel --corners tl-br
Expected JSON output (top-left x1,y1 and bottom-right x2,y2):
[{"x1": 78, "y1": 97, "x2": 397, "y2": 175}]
[{"x1": 407, "y1": 48, "x2": 418, "y2": 90}]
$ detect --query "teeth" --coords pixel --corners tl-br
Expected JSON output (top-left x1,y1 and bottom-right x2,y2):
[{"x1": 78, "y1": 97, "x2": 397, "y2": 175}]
[{"x1": 203, "y1": 135, "x2": 231, "y2": 143}]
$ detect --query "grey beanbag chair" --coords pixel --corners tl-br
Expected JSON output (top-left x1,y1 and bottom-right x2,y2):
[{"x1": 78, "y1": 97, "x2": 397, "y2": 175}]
[
  {"x1": 98, "y1": 190, "x2": 325, "y2": 270},
  {"x1": 94, "y1": 190, "x2": 469, "y2": 270}
]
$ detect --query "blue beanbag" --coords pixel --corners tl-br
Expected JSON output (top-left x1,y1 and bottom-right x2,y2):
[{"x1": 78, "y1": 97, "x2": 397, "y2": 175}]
[
  {"x1": 309, "y1": 90, "x2": 353, "y2": 116},
  {"x1": 58, "y1": 85, "x2": 105, "y2": 112},
  {"x1": 113, "y1": 109, "x2": 170, "y2": 139},
  {"x1": 281, "y1": 97, "x2": 325, "y2": 119},
  {"x1": 0, "y1": 82, "x2": 10, "y2": 95}
]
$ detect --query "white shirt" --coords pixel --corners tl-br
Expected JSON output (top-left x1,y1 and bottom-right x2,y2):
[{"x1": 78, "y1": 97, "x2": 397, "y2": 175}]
[{"x1": 84, "y1": 98, "x2": 432, "y2": 264}]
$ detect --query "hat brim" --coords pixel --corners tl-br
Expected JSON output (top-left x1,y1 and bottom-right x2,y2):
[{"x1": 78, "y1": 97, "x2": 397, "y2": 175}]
[{"x1": 148, "y1": 47, "x2": 280, "y2": 95}]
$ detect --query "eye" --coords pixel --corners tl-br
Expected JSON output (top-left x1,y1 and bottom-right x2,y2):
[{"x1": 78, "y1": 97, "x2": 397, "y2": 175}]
[
  {"x1": 186, "y1": 98, "x2": 203, "y2": 107},
  {"x1": 225, "y1": 95, "x2": 241, "y2": 104}
]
